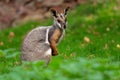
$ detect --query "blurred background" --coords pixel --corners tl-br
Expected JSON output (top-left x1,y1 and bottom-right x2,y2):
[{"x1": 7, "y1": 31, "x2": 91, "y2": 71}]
[{"x1": 0, "y1": 0, "x2": 81, "y2": 30}]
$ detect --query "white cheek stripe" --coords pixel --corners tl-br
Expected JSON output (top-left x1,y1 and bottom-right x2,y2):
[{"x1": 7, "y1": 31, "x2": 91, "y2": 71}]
[
  {"x1": 57, "y1": 22, "x2": 62, "y2": 28},
  {"x1": 45, "y1": 28, "x2": 50, "y2": 44},
  {"x1": 45, "y1": 48, "x2": 51, "y2": 55}
]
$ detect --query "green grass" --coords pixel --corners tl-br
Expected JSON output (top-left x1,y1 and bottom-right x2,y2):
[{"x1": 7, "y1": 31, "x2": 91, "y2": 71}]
[{"x1": 0, "y1": 0, "x2": 120, "y2": 80}]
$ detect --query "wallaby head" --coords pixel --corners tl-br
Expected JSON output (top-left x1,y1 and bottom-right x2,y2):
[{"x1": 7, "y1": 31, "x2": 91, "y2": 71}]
[{"x1": 50, "y1": 7, "x2": 69, "y2": 29}]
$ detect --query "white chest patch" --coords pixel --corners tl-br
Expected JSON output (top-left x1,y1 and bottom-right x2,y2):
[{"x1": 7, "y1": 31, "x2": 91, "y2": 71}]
[
  {"x1": 57, "y1": 22, "x2": 62, "y2": 29},
  {"x1": 45, "y1": 48, "x2": 51, "y2": 56},
  {"x1": 45, "y1": 28, "x2": 50, "y2": 44}
]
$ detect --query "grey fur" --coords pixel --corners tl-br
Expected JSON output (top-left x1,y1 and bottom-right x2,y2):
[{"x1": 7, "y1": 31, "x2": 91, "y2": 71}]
[
  {"x1": 21, "y1": 25, "x2": 64, "y2": 65},
  {"x1": 21, "y1": 7, "x2": 69, "y2": 65}
]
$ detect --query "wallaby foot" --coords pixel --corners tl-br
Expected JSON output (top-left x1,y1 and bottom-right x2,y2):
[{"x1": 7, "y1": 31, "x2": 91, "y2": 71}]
[
  {"x1": 52, "y1": 50, "x2": 58, "y2": 56},
  {"x1": 52, "y1": 53, "x2": 58, "y2": 56},
  {"x1": 44, "y1": 55, "x2": 51, "y2": 67}
]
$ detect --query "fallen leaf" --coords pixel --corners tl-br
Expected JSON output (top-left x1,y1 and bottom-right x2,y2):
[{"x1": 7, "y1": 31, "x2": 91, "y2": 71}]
[
  {"x1": 116, "y1": 44, "x2": 120, "y2": 49},
  {"x1": 84, "y1": 36, "x2": 90, "y2": 43},
  {"x1": 106, "y1": 27, "x2": 110, "y2": 31},
  {"x1": 8, "y1": 31, "x2": 15, "y2": 42},
  {"x1": 9, "y1": 31, "x2": 15, "y2": 37},
  {"x1": 0, "y1": 41, "x2": 4, "y2": 46}
]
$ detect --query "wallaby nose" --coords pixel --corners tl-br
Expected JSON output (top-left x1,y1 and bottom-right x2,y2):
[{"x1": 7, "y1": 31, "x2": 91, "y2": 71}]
[{"x1": 63, "y1": 23, "x2": 66, "y2": 29}]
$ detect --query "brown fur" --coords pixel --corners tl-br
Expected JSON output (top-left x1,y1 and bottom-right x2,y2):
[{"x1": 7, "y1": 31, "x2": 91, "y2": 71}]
[
  {"x1": 51, "y1": 7, "x2": 64, "y2": 14},
  {"x1": 50, "y1": 29, "x2": 62, "y2": 56}
]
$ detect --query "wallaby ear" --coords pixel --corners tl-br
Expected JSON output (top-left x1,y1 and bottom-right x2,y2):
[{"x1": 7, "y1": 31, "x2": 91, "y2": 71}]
[
  {"x1": 50, "y1": 8, "x2": 57, "y2": 18},
  {"x1": 64, "y1": 7, "x2": 70, "y2": 16}
]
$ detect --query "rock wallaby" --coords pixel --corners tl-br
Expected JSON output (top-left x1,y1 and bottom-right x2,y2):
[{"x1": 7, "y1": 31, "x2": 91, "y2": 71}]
[{"x1": 21, "y1": 7, "x2": 69, "y2": 65}]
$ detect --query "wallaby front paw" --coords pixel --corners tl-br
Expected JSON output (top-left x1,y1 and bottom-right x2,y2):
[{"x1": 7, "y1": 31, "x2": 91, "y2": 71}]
[
  {"x1": 52, "y1": 53, "x2": 58, "y2": 56},
  {"x1": 52, "y1": 51, "x2": 58, "y2": 56}
]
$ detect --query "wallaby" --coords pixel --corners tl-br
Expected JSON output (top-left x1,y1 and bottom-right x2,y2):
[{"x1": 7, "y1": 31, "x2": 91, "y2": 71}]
[{"x1": 21, "y1": 7, "x2": 69, "y2": 65}]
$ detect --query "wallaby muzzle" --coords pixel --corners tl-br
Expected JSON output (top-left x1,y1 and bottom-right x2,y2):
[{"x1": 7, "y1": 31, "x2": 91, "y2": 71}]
[{"x1": 63, "y1": 23, "x2": 66, "y2": 29}]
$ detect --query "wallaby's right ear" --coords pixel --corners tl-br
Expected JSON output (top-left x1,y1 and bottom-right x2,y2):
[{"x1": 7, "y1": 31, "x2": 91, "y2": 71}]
[
  {"x1": 64, "y1": 7, "x2": 70, "y2": 16},
  {"x1": 50, "y1": 9, "x2": 57, "y2": 18}
]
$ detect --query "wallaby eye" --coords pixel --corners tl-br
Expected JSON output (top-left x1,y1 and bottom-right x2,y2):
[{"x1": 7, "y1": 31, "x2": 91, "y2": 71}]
[{"x1": 57, "y1": 20, "x2": 61, "y2": 23}]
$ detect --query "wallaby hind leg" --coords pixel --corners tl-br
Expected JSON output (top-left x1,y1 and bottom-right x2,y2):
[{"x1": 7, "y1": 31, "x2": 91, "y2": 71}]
[
  {"x1": 44, "y1": 48, "x2": 52, "y2": 66},
  {"x1": 43, "y1": 55, "x2": 51, "y2": 67}
]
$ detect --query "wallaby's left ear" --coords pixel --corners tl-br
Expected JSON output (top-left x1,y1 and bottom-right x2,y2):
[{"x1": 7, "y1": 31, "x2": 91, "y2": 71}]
[
  {"x1": 50, "y1": 8, "x2": 57, "y2": 18},
  {"x1": 64, "y1": 7, "x2": 70, "y2": 16}
]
